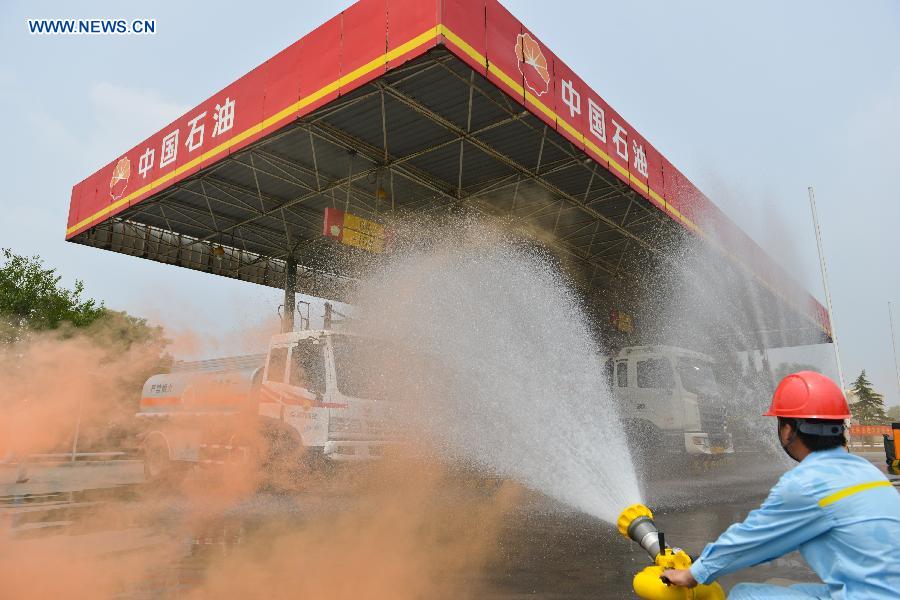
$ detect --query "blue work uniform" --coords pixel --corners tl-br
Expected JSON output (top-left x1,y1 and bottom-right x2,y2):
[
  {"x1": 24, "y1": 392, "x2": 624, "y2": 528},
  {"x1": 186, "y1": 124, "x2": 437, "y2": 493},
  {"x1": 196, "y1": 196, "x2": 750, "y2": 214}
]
[{"x1": 689, "y1": 447, "x2": 900, "y2": 599}]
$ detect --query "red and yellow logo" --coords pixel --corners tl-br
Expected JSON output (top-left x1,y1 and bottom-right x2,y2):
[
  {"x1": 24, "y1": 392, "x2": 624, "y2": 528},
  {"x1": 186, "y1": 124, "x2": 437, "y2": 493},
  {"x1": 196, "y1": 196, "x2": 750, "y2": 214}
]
[
  {"x1": 515, "y1": 33, "x2": 550, "y2": 97},
  {"x1": 109, "y1": 157, "x2": 131, "y2": 200}
]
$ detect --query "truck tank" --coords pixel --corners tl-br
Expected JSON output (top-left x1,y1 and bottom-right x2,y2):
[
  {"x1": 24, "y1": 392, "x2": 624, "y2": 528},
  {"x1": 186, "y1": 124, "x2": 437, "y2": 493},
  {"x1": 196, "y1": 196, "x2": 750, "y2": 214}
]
[{"x1": 139, "y1": 353, "x2": 266, "y2": 416}]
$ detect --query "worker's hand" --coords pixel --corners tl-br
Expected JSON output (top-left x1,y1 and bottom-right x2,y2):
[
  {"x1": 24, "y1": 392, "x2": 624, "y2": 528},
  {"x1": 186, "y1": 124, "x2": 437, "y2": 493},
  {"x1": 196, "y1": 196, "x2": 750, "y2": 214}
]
[{"x1": 661, "y1": 569, "x2": 697, "y2": 588}]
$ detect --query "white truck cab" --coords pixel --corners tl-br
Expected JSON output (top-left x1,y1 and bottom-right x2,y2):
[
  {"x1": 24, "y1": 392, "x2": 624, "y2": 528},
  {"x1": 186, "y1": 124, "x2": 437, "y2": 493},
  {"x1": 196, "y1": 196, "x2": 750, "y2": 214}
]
[
  {"x1": 137, "y1": 329, "x2": 396, "y2": 479},
  {"x1": 259, "y1": 330, "x2": 396, "y2": 461},
  {"x1": 603, "y1": 345, "x2": 733, "y2": 456}
]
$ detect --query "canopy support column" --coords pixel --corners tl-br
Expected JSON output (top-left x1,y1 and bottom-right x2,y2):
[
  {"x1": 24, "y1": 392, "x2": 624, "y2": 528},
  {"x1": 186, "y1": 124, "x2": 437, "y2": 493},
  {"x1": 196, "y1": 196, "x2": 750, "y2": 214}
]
[{"x1": 283, "y1": 257, "x2": 296, "y2": 333}]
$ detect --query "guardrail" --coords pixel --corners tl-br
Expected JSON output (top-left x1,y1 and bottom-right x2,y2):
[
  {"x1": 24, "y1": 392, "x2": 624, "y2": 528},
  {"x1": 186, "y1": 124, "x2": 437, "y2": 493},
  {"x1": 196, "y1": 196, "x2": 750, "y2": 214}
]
[
  {"x1": 29, "y1": 452, "x2": 130, "y2": 461},
  {"x1": 1, "y1": 452, "x2": 133, "y2": 465}
]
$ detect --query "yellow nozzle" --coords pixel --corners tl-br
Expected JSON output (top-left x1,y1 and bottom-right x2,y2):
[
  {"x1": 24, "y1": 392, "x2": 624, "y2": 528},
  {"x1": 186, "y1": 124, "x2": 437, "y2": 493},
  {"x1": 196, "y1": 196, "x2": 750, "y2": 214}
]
[
  {"x1": 617, "y1": 503, "x2": 654, "y2": 538},
  {"x1": 618, "y1": 504, "x2": 726, "y2": 599}
]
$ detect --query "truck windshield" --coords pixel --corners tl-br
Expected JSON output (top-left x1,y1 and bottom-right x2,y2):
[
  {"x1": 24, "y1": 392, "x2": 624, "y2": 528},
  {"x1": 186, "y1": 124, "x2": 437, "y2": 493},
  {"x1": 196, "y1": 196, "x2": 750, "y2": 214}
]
[
  {"x1": 677, "y1": 358, "x2": 718, "y2": 395},
  {"x1": 330, "y1": 335, "x2": 395, "y2": 400}
]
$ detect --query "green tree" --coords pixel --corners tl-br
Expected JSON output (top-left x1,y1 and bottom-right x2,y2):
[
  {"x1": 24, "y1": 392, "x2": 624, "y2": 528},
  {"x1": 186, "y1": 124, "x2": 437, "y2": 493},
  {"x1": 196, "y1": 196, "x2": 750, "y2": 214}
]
[
  {"x1": 0, "y1": 248, "x2": 104, "y2": 341},
  {"x1": 849, "y1": 370, "x2": 888, "y2": 425},
  {"x1": 1, "y1": 249, "x2": 171, "y2": 450}
]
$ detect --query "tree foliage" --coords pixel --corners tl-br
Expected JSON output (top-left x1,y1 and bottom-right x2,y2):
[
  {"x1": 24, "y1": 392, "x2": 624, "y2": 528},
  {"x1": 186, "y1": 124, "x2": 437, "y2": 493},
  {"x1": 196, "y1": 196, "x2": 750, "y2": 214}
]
[
  {"x1": 1, "y1": 249, "x2": 171, "y2": 451},
  {"x1": 0, "y1": 249, "x2": 104, "y2": 341},
  {"x1": 849, "y1": 370, "x2": 888, "y2": 425}
]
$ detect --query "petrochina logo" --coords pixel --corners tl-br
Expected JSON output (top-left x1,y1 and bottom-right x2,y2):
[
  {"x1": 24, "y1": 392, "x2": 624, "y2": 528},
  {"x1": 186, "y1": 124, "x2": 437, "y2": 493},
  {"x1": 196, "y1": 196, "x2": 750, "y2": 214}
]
[
  {"x1": 109, "y1": 157, "x2": 131, "y2": 200},
  {"x1": 514, "y1": 33, "x2": 550, "y2": 97}
]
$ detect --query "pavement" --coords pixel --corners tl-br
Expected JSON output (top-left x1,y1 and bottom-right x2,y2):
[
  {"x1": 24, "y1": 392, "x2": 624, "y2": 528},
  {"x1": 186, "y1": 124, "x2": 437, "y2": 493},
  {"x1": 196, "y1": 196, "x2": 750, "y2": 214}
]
[{"x1": 0, "y1": 451, "x2": 896, "y2": 598}]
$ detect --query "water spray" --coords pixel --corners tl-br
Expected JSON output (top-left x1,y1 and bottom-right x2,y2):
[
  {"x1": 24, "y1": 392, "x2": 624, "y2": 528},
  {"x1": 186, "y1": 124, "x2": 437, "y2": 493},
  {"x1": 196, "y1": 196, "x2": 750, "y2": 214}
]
[
  {"x1": 354, "y1": 221, "x2": 643, "y2": 522},
  {"x1": 617, "y1": 504, "x2": 724, "y2": 600}
]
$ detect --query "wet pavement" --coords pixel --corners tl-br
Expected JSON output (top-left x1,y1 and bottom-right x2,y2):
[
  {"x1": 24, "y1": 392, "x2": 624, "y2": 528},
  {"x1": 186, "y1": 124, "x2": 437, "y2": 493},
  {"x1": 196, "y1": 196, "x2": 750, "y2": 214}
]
[{"x1": 1, "y1": 452, "x2": 895, "y2": 598}]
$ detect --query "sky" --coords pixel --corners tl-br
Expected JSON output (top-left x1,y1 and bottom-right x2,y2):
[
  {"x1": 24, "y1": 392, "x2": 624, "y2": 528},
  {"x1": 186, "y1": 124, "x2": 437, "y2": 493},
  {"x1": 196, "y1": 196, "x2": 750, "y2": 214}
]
[{"x1": 1, "y1": 1, "x2": 898, "y2": 405}]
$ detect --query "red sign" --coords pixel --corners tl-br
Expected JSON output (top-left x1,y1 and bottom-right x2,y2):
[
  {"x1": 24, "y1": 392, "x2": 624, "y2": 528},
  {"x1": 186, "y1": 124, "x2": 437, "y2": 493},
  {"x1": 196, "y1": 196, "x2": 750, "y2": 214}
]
[
  {"x1": 66, "y1": 0, "x2": 830, "y2": 339},
  {"x1": 434, "y1": 0, "x2": 831, "y2": 337},
  {"x1": 66, "y1": 2, "x2": 442, "y2": 239}
]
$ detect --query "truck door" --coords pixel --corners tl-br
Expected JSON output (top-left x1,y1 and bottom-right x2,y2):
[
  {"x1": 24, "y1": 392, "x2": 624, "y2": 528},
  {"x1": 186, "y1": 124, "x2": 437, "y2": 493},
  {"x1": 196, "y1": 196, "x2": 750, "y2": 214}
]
[
  {"x1": 289, "y1": 338, "x2": 327, "y2": 398},
  {"x1": 633, "y1": 357, "x2": 678, "y2": 432},
  {"x1": 259, "y1": 346, "x2": 290, "y2": 420},
  {"x1": 603, "y1": 358, "x2": 614, "y2": 390},
  {"x1": 284, "y1": 338, "x2": 329, "y2": 446},
  {"x1": 614, "y1": 358, "x2": 644, "y2": 420}
]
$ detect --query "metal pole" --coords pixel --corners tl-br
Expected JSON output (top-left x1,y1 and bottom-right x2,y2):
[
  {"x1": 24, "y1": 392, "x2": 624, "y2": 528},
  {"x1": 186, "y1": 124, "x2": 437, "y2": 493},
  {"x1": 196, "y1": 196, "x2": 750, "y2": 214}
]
[
  {"x1": 889, "y1": 301, "x2": 900, "y2": 401},
  {"x1": 70, "y1": 397, "x2": 82, "y2": 463},
  {"x1": 283, "y1": 258, "x2": 296, "y2": 333},
  {"x1": 324, "y1": 302, "x2": 332, "y2": 331},
  {"x1": 808, "y1": 186, "x2": 846, "y2": 391}
]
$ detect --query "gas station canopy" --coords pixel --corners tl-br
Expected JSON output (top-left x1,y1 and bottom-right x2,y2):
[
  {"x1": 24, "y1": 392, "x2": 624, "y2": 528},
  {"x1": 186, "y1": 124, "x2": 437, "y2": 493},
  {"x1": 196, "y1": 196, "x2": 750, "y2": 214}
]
[{"x1": 65, "y1": 0, "x2": 831, "y2": 350}]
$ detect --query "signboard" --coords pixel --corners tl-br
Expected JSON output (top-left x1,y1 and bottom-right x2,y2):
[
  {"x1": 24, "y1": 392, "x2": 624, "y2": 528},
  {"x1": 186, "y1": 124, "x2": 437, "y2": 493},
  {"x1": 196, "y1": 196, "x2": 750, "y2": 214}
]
[
  {"x1": 610, "y1": 308, "x2": 634, "y2": 334},
  {"x1": 848, "y1": 425, "x2": 892, "y2": 437},
  {"x1": 440, "y1": 0, "x2": 830, "y2": 338},
  {"x1": 66, "y1": 0, "x2": 442, "y2": 239},
  {"x1": 323, "y1": 208, "x2": 388, "y2": 253},
  {"x1": 66, "y1": 0, "x2": 830, "y2": 338}
]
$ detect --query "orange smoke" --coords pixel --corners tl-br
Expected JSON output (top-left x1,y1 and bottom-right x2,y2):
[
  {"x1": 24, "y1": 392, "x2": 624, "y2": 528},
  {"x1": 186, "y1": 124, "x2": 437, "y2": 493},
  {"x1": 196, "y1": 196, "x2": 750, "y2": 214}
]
[
  {"x1": 0, "y1": 322, "x2": 167, "y2": 457},
  {"x1": 190, "y1": 458, "x2": 522, "y2": 600},
  {"x1": 0, "y1": 323, "x2": 523, "y2": 599}
]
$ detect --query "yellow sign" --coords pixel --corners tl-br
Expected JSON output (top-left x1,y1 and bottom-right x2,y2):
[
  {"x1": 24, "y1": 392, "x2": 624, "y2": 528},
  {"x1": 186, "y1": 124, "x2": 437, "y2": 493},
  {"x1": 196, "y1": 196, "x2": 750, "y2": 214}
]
[
  {"x1": 343, "y1": 212, "x2": 384, "y2": 239},
  {"x1": 323, "y1": 208, "x2": 388, "y2": 253},
  {"x1": 341, "y1": 227, "x2": 385, "y2": 253},
  {"x1": 617, "y1": 312, "x2": 634, "y2": 333}
]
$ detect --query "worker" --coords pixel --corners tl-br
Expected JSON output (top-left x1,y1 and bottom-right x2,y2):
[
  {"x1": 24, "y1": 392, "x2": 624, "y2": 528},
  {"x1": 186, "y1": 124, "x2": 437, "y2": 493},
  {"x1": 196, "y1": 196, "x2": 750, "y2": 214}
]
[{"x1": 662, "y1": 371, "x2": 900, "y2": 598}]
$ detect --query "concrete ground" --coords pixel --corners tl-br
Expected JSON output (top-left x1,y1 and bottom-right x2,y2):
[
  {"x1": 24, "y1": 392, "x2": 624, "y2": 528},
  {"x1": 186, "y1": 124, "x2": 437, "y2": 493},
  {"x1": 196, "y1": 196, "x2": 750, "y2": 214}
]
[{"x1": 1, "y1": 451, "x2": 896, "y2": 598}]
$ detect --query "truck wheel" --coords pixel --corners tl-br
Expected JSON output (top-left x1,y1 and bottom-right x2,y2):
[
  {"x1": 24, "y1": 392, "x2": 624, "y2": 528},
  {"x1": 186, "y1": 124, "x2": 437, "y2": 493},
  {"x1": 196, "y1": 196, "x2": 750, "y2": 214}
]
[
  {"x1": 300, "y1": 446, "x2": 326, "y2": 474},
  {"x1": 143, "y1": 435, "x2": 175, "y2": 483},
  {"x1": 233, "y1": 425, "x2": 305, "y2": 491}
]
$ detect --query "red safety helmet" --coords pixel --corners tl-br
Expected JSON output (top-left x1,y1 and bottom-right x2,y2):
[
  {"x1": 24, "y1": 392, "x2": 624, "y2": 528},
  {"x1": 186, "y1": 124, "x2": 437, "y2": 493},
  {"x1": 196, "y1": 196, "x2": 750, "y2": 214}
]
[{"x1": 764, "y1": 371, "x2": 850, "y2": 419}]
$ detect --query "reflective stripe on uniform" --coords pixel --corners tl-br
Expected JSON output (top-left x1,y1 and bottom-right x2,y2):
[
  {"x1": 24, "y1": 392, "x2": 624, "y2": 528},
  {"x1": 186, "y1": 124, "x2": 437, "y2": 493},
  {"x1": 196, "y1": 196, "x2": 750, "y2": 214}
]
[{"x1": 818, "y1": 480, "x2": 893, "y2": 507}]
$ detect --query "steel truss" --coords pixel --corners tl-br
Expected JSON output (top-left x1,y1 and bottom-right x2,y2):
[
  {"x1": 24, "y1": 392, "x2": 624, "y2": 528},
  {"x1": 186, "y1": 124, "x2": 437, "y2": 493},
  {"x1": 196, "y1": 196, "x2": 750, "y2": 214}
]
[{"x1": 71, "y1": 49, "x2": 824, "y2": 348}]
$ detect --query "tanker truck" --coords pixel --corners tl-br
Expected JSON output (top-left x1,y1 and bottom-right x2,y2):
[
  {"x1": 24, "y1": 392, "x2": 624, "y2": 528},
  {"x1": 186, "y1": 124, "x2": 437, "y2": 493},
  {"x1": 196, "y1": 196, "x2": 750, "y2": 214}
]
[
  {"x1": 137, "y1": 329, "x2": 397, "y2": 481},
  {"x1": 602, "y1": 345, "x2": 734, "y2": 457}
]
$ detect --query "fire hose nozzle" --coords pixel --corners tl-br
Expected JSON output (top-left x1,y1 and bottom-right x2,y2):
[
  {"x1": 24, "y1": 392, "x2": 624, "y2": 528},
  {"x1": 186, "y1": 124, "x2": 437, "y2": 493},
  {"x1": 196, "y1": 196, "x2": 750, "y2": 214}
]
[
  {"x1": 616, "y1": 504, "x2": 726, "y2": 600},
  {"x1": 617, "y1": 503, "x2": 663, "y2": 559}
]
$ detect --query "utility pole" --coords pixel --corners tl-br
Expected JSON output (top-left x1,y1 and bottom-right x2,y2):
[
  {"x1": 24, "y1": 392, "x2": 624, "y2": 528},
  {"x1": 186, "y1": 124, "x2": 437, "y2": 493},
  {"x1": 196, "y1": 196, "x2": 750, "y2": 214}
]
[
  {"x1": 889, "y1": 301, "x2": 900, "y2": 401},
  {"x1": 808, "y1": 187, "x2": 846, "y2": 391}
]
